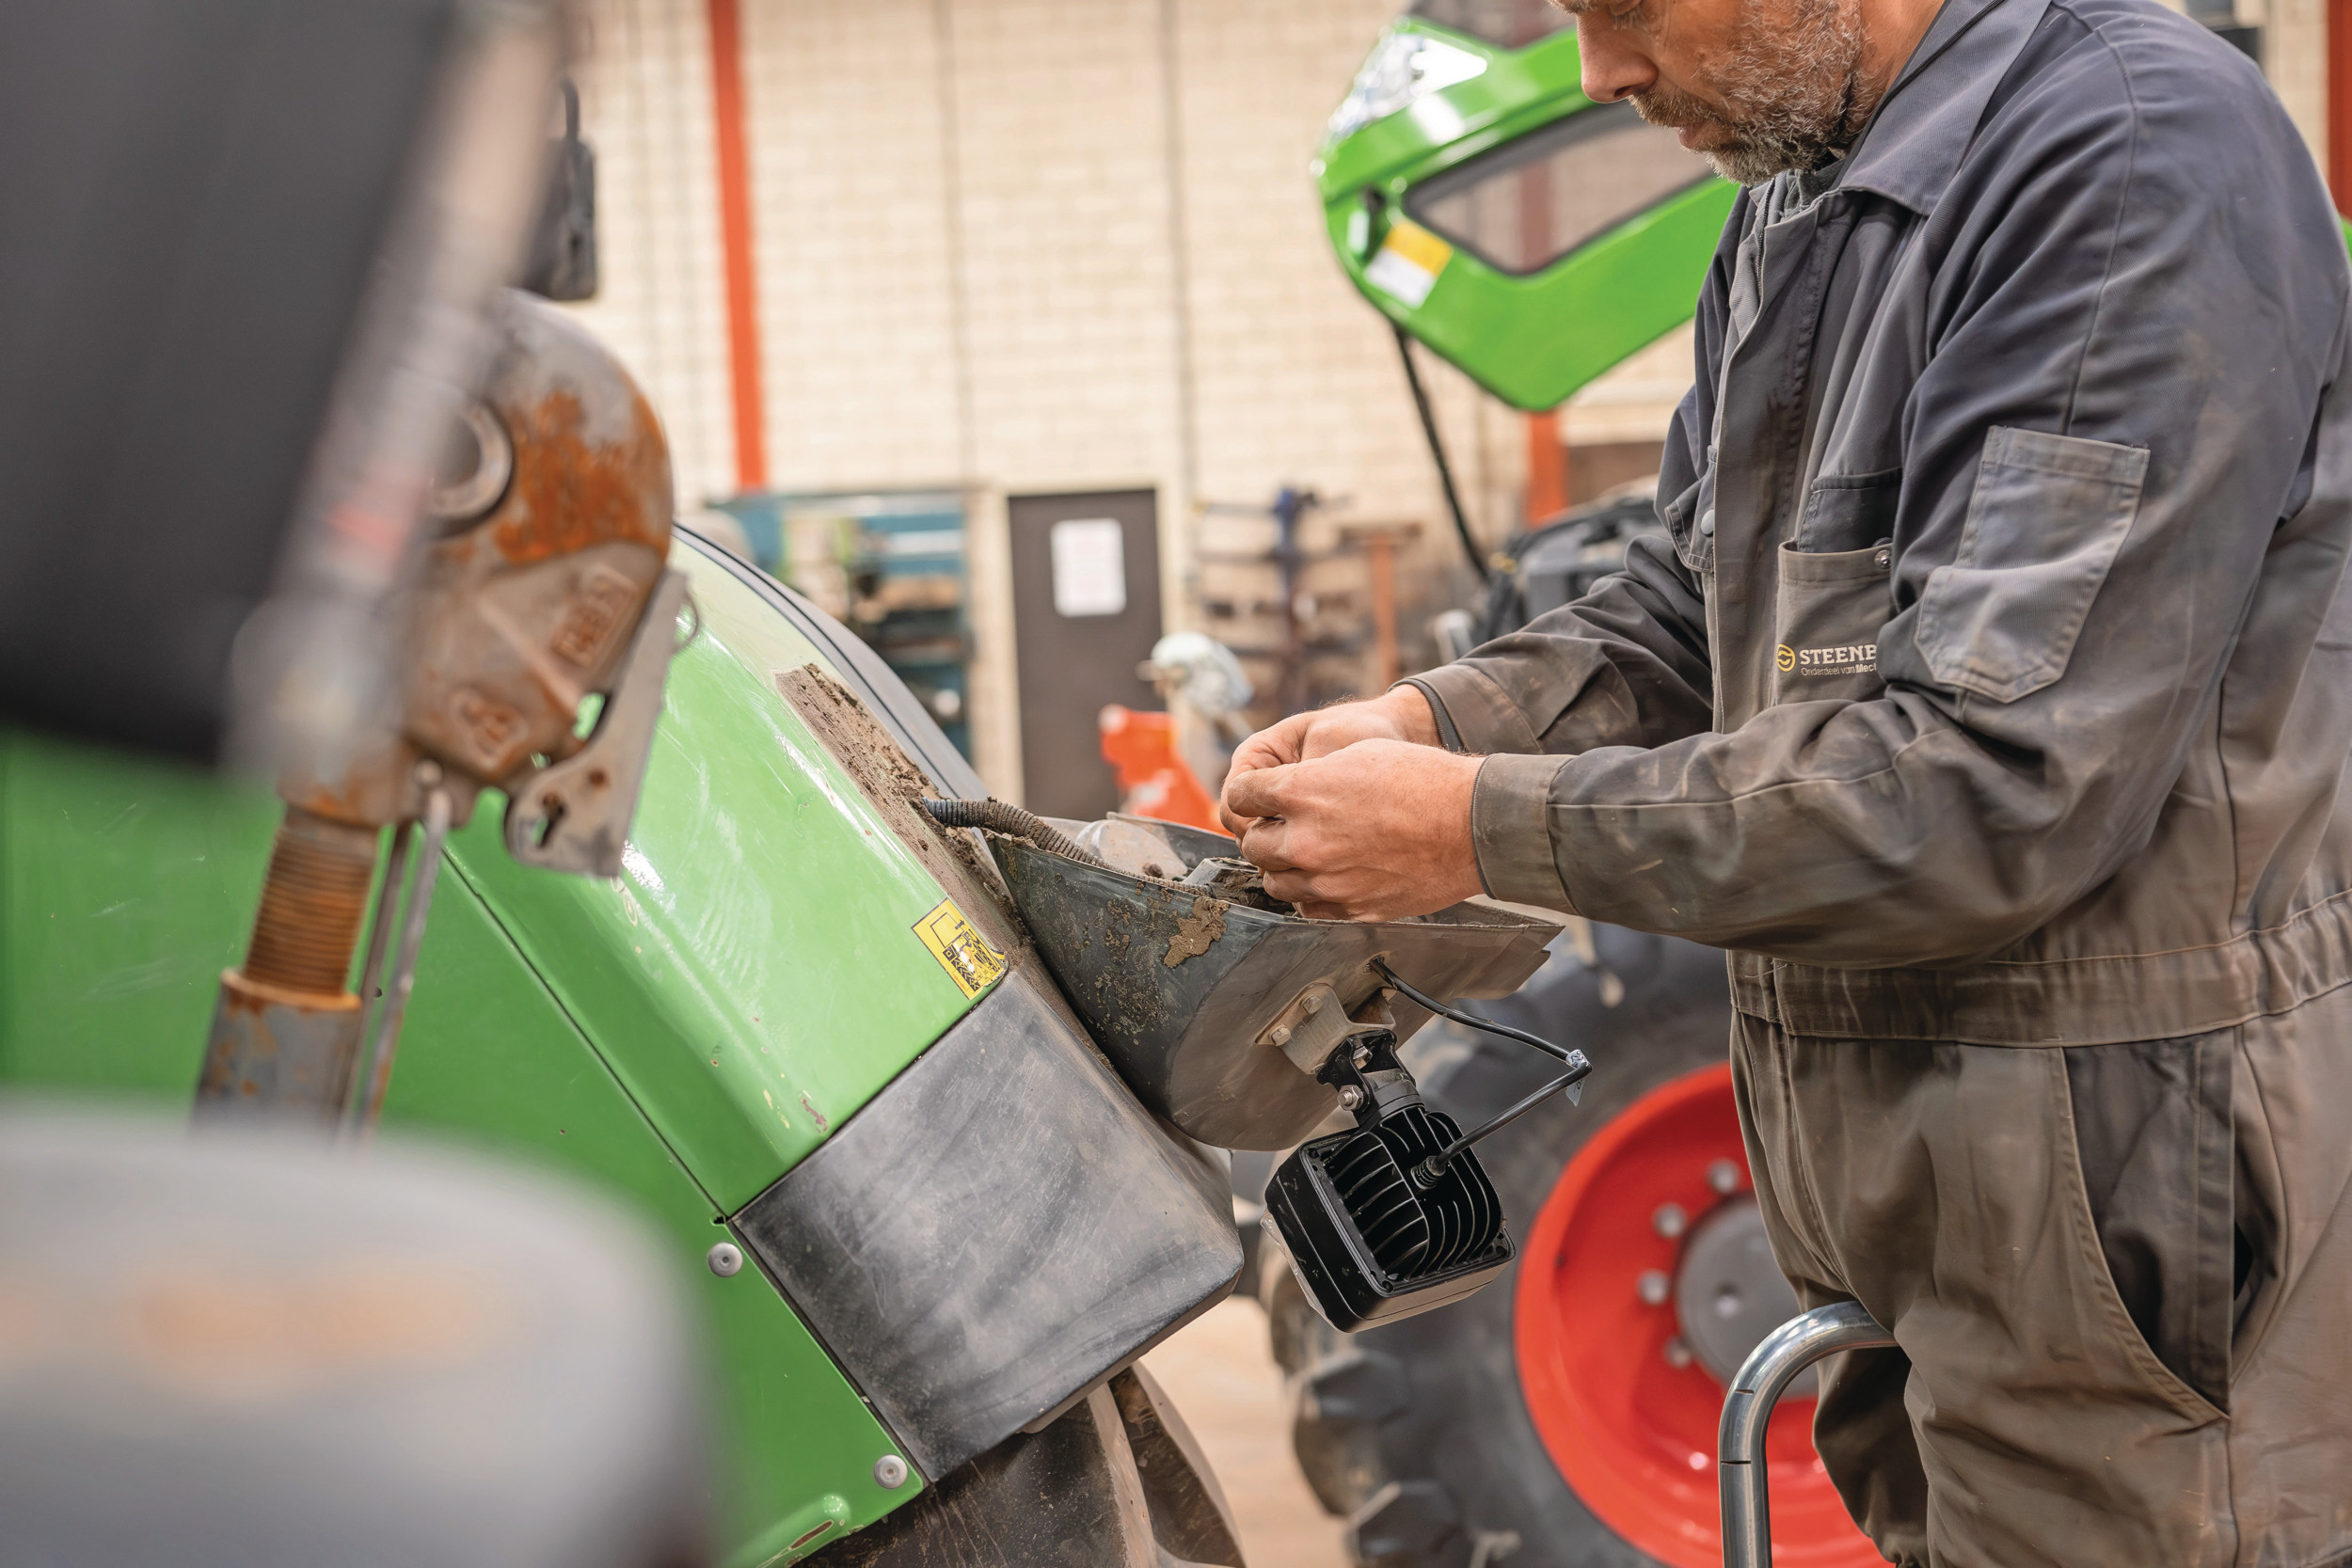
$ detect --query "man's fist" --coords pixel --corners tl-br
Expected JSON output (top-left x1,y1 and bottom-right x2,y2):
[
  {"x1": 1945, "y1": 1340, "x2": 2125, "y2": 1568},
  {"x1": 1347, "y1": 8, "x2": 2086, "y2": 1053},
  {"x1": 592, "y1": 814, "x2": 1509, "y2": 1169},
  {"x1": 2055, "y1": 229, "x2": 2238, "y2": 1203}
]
[
  {"x1": 1216, "y1": 686, "x2": 1441, "y2": 839},
  {"x1": 1221, "y1": 738, "x2": 1485, "y2": 922}
]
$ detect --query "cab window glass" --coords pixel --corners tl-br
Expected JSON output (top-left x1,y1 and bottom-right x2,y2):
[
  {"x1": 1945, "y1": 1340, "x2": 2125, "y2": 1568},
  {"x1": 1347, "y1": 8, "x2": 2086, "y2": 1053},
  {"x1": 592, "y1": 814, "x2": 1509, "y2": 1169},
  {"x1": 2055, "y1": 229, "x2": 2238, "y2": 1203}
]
[{"x1": 1403, "y1": 101, "x2": 1713, "y2": 275}]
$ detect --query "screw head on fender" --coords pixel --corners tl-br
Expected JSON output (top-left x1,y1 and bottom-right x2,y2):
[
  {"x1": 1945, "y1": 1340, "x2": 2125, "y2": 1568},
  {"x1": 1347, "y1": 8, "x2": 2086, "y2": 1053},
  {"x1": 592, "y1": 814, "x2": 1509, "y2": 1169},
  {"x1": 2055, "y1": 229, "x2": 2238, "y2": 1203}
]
[
  {"x1": 873, "y1": 1454, "x2": 909, "y2": 1489},
  {"x1": 707, "y1": 1242, "x2": 744, "y2": 1277}
]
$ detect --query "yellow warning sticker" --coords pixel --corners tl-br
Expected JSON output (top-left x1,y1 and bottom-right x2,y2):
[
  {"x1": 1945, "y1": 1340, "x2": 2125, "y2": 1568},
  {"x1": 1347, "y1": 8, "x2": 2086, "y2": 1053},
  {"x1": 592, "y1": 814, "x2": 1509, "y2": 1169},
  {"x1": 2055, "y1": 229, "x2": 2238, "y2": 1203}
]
[
  {"x1": 1365, "y1": 219, "x2": 1454, "y2": 308},
  {"x1": 913, "y1": 898, "x2": 1007, "y2": 999}
]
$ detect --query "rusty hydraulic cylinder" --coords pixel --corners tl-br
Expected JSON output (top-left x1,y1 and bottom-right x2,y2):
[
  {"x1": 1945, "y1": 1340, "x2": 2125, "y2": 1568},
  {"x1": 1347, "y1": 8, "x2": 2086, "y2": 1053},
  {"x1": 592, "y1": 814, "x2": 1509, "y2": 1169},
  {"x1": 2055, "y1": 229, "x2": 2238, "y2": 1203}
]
[{"x1": 195, "y1": 808, "x2": 379, "y2": 1118}]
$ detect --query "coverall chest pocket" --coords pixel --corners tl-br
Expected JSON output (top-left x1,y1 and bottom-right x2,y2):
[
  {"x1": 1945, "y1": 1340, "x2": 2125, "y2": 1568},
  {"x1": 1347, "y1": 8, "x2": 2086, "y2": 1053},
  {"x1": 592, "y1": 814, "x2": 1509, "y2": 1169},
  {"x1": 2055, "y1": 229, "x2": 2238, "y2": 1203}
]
[{"x1": 1772, "y1": 539, "x2": 1894, "y2": 705}]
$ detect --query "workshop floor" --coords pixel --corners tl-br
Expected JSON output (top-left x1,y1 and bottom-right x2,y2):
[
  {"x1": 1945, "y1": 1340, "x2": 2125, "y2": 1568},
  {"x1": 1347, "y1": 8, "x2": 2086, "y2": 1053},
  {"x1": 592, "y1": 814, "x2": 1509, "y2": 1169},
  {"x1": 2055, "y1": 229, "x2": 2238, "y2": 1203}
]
[{"x1": 1142, "y1": 1298, "x2": 1351, "y2": 1568}]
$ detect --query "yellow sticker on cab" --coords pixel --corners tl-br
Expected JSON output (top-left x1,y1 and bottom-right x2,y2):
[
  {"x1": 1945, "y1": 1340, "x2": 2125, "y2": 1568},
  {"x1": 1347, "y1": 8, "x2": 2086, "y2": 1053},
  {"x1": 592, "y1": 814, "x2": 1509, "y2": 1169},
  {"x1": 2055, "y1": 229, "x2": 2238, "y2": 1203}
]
[
  {"x1": 1365, "y1": 219, "x2": 1453, "y2": 309},
  {"x1": 913, "y1": 898, "x2": 1008, "y2": 999}
]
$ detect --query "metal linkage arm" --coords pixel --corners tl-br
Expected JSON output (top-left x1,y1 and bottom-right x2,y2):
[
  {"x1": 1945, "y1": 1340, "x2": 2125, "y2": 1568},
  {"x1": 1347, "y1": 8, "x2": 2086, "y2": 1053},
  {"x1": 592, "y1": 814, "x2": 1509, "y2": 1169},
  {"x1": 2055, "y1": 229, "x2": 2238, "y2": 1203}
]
[{"x1": 1719, "y1": 1301, "x2": 1897, "y2": 1568}]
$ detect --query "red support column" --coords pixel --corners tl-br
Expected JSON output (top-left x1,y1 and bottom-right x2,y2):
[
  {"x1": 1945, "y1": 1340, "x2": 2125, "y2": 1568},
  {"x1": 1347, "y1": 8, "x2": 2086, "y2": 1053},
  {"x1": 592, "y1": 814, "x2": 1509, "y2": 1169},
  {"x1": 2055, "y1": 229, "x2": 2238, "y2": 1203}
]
[
  {"x1": 1526, "y1": 409, "x2": 1571, "y2": 523},
  {"x1": 707, "y1": 0, "x2": 769, "y2": 491},
  {"x1": 2333, "y1": 0, "x2": 2352, "y2": 214}
]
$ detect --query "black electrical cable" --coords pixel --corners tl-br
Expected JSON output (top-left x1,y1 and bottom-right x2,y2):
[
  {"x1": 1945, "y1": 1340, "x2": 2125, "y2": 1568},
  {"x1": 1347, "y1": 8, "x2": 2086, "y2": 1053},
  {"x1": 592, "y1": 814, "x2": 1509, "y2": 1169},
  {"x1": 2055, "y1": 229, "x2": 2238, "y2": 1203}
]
[
  {"x1": 1374, "y1": 958, "x2": 1592, "y2": 1183},
  {"x1": 920, "y1": 798, "x2": 1105, "y2": 867},
  {"x1": 1375, "y1": 958, "x2": 1581, "y2": 1067},
  {"x1": 1419, "y1": 1067, "x2": 1587, "y2": 1180},
  {"x1": 1392, "y1": 321, "x2": 1491, "y2": 585}
]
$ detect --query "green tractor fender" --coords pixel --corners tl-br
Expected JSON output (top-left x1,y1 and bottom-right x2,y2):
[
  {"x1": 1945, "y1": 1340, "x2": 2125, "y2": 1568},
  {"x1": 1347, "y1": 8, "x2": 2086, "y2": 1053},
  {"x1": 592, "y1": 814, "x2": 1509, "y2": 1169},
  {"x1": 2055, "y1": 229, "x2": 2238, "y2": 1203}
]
[{"x1": 0, "y1": 528, "x2": 1241, "y2": 1567}]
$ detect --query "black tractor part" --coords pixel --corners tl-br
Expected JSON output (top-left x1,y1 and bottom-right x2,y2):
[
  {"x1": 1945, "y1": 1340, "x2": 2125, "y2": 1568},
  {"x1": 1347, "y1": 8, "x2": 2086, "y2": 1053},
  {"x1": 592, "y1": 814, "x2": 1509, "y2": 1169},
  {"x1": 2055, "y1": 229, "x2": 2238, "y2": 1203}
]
[
  {"x1": 1265, "y1": 1028, "x2": 1518, "y2": 1334},
  {"x1": 1476, "y1": 490, "x2": 1663, "y2": 645},
  {"x1": 1258, "y1": 923, "x2": 1756, "y2": 1568}
]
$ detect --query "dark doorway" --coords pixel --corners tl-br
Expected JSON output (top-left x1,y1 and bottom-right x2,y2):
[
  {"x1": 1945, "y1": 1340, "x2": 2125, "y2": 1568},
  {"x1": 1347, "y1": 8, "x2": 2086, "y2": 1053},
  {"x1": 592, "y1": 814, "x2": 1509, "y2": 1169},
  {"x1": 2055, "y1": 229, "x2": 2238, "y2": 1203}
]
[{"x1": 1009, "y1": 488, "x2": 1162, "y2": 820}]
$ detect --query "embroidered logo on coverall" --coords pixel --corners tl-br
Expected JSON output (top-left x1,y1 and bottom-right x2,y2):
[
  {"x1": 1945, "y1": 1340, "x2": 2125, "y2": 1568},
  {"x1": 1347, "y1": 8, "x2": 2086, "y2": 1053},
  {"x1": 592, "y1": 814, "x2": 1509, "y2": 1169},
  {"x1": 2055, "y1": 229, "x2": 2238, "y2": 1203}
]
[{"x1": 1777, "y1": 641, "x2": 1878, "y2": 675}]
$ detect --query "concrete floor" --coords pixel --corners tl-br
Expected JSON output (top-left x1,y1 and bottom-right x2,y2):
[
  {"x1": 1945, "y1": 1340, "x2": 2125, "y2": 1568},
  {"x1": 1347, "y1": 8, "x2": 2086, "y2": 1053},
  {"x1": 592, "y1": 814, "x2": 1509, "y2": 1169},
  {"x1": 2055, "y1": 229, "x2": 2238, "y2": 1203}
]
[{"x1": 1142, "y1": 1298, "x2": 1351, "y2": 1568}]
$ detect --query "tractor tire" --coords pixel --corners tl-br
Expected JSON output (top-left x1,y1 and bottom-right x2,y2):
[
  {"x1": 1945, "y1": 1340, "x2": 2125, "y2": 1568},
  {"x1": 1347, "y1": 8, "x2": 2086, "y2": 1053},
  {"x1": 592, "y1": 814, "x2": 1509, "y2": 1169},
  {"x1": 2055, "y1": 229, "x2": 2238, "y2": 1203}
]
[{"x1": 1263, "y1": 921, "x2": 1867, "y2": 1568}]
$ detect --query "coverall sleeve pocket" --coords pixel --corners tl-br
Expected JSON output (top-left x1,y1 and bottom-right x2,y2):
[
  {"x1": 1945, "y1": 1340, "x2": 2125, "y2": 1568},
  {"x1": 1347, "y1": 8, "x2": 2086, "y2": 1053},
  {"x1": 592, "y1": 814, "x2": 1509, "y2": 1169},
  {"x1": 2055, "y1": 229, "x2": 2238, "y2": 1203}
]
[{"x1": 1915, "y1": 426, "x2": 2148, "y2": 705}]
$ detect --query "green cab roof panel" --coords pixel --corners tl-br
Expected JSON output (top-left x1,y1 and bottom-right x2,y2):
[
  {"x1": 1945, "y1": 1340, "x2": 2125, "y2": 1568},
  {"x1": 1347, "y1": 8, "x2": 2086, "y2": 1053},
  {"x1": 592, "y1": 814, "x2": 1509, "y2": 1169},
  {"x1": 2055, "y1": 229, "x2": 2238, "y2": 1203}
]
[{"x1": 1317, "y1": 14, "x2": 1735, "y2": 411}]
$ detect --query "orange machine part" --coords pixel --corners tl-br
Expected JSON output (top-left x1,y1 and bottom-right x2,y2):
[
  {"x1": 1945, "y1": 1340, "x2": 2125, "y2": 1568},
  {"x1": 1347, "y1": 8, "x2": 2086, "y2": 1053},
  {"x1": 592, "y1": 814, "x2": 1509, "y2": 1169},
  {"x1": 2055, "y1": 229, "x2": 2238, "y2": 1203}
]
[{"x1": 1098, "y1": 705, "x2": 1222, "y2": 833}]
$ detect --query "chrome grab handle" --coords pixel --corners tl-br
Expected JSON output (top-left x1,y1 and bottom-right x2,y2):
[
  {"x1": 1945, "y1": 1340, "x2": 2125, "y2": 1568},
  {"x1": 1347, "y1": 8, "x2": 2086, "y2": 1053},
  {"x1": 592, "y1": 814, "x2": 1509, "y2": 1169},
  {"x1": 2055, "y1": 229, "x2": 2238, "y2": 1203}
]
[{"x1": 1719, "y1": 1301, "x2": 1897, "y2": 1568}]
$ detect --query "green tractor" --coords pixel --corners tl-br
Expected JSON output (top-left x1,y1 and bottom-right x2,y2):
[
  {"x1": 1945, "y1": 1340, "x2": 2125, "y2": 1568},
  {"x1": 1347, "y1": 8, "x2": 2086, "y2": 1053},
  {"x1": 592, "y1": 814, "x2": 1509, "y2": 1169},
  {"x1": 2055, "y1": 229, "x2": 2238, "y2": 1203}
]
[
  {"x1": 0, "y1": 449, "x2": 1267, "y2": 1564},
  {"x1": 0, "y1": 5, "x2": 1292, "y2": 1557},
  {"x1": 0, "y1": 16, "x2": 1571, "y2": 1555},
  {"x1": 1254, "y1": 7, "x2": 1886, "y2": 1568},
  {"x1": 0, "y1": 5, "x2": 2038, "y2": 1566}
]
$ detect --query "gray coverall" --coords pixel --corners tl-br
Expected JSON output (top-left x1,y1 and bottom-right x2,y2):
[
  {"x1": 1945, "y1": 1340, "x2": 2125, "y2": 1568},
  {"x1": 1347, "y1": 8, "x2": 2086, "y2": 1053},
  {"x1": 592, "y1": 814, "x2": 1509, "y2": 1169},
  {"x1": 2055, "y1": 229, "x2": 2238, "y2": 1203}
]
[{"x1": 1405, "y1": 0, "x2": 2352, "y2": 1560}]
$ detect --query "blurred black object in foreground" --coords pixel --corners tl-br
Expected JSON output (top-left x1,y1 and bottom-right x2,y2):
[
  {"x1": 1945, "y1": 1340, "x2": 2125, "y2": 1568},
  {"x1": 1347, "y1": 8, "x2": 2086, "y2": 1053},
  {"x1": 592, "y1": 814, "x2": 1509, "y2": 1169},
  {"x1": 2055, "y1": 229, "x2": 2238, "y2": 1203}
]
[
  {"x1": 0, "y1": 1105, "x2": 707, "y2": 1568},
  {"x1": 0, "y1": 0, "x2": 560, "y2": 765}
]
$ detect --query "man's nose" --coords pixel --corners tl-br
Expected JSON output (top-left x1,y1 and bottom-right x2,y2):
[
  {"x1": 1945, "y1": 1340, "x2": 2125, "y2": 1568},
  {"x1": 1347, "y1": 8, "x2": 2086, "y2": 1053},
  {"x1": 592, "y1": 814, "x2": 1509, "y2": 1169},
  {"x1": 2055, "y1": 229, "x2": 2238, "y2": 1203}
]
[{"x1": 1577, "y1": 21, "x2": 1657, "y2": 103}]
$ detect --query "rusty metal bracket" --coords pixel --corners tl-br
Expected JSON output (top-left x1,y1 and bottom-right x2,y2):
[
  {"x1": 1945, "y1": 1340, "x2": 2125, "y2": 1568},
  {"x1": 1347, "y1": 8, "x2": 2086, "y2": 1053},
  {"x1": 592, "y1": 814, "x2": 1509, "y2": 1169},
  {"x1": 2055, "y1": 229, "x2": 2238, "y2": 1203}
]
[{"x1": 502, "y1": 569, "x2": 691, "y2": 877}]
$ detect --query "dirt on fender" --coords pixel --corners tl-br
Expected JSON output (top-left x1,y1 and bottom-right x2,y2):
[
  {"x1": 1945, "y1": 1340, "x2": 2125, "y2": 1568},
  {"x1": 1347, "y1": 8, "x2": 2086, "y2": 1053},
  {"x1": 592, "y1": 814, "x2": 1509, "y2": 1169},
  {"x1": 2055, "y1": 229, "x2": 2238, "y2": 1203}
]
[{"x1": 1164, "y1": 896, "x2": 1228, "y2": 968}]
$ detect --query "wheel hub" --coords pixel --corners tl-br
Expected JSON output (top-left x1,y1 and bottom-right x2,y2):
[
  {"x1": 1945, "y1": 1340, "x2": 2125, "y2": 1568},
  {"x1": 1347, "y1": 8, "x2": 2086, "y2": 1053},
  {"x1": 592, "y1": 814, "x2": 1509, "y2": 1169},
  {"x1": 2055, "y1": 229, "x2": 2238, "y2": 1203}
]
[
  {"x1": 1671, "y1": 1195, "x2": 1809, "y2": 1393},
  {"x1": 1512, "y1": 1063, "x2": 1877, "y2": 1568}
]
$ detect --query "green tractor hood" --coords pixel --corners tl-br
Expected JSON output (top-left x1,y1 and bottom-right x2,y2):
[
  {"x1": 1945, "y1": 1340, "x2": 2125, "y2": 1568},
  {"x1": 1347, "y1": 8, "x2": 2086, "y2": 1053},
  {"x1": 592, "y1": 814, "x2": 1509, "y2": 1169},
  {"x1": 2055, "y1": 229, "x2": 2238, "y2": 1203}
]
[{"x1": 1315, "y1": 4, "x2": 1737, "y2": 411}]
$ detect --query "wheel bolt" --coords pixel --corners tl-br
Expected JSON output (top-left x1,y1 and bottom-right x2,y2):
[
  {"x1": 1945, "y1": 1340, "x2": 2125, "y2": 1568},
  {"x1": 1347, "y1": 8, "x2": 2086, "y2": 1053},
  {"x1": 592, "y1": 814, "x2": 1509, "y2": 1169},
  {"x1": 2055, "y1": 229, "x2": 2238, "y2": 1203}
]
[
  {"x1": 1653, "y1": 1202, "x2": 1687, "y2": 1239},
  {"x1": 1637, "y1": 1269, "x2": 1670, "y2": 1306},
  {"x1": 1663, "y1": 1336, "x2": 1693, "y2": 1369},
  {"x1": 1708, "y1": 1159, "x2": 1740, "y2": 1196}
]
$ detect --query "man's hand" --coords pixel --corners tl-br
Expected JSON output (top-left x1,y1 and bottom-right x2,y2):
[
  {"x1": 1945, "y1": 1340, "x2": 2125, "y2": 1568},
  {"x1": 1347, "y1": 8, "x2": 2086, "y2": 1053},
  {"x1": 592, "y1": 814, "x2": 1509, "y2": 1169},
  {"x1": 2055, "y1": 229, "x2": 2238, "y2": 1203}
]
[
  {"x1": 1217, "y1": 686, "x2": 1441, "y2": 839},
  {"x1": 1221, "y1": 738, "x2": 1485, "y2": 921}
]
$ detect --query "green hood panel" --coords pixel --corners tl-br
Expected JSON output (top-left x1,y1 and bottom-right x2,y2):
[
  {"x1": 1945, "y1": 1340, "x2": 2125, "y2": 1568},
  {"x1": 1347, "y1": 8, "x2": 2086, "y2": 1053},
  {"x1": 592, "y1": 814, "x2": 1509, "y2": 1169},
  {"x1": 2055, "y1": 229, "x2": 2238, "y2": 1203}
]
[
  {"x1": 0, "y1": 729, "x2": 913, "y2": 1560},
  {"x1": 0, "y1": 732, "x2": 276, "y2": 1089},
  {"x1": 391, "y1": 875, "x2": 914, "y2": 1560}
]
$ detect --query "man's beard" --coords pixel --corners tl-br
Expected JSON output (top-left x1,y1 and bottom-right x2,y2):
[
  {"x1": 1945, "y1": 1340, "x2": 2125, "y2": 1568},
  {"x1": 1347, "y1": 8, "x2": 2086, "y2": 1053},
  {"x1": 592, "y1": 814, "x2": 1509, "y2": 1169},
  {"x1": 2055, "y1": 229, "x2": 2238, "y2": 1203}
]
[{"x1": 1631, "y1": 0, "x2": 1871, "y2": 185}]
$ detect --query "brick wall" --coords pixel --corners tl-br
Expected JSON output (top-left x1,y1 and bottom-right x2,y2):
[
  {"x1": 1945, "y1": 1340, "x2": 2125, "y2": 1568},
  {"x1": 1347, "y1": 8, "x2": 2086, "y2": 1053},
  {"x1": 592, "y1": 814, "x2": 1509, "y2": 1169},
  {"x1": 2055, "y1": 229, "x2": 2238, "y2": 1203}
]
[
  {"x1": 560, "y1": 0, "x2": 2328, "y2": 791},
  {"x1": 561, "y1": 0, "x2": 1518, "y2": 791},
  {"x1": 564, "y1": 0, "x2": 739, "y2": 507}
]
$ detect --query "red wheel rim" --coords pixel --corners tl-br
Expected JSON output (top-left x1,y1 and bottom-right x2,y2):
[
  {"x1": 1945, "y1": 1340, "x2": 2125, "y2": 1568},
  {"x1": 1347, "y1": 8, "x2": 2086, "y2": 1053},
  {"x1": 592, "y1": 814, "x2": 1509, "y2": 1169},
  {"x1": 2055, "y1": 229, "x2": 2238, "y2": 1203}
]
[{"x1": 1513, "y1": 1064, "x2": 1878, "y2": 1568}]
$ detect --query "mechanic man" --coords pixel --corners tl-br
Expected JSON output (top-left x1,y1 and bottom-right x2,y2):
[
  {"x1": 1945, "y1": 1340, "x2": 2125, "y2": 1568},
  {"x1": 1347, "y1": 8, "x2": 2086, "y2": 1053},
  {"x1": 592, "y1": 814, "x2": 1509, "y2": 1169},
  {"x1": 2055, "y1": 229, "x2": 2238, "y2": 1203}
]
[{"x1": 1220, "y1": 0, "x2": 2352, "y2": 1558}]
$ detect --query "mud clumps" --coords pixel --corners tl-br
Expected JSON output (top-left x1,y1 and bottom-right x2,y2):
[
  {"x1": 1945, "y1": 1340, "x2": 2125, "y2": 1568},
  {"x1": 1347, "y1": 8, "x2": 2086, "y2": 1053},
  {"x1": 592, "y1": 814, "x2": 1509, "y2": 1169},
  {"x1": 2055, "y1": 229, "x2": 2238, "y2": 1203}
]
[
  {"x1": 774, "y1": 662, "x2": 1023, "y2": 949},
  {"x1": 1163, "y1": 896, "x2": 1228, "y2": 968}
]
